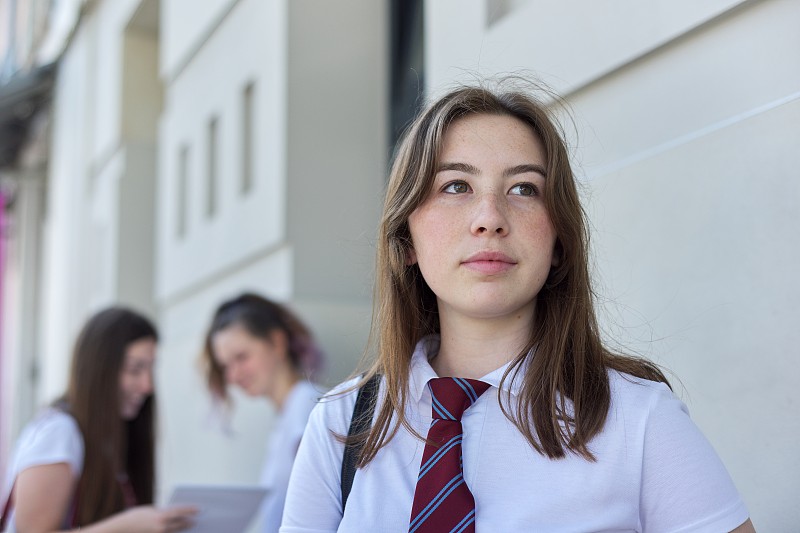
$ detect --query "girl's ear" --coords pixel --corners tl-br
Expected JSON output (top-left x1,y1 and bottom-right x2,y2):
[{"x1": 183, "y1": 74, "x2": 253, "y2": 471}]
[
  {"x1": 406, "y1": 246, "x2": 417, "y2": 266},
  {"x1": 551, "y1": 240, "x2": 562, "y2": 267}
]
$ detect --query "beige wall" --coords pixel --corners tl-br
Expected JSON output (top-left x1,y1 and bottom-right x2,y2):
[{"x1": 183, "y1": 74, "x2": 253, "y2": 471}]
[
  {"x1": 38, "y1": 0, "x2": 159, "y2": 403},
  {"x1": 157, "y1": 0, "x2": 288, "y2": 300},
  {"x1": 156, "y1": 1, "x2": 386, "y2": 525},
  {"x1": 285, "y1": 0, "x2": 386, "y2": 381},
  {"x1": 426, "y1": 0, "x2": 799, "y2": 529},
  {"x1": 25, "y1": 4, "x2": 387, "y2": 530}
]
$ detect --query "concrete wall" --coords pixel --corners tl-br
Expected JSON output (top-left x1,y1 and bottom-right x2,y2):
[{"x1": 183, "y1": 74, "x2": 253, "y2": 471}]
[
  {"x1": 425, "y1": 0, "x2": 799, "y2": 530},
  {"x1": 38, "y1": 0, "x2": 158, "y2": 402},
  {"x1": 0, "y1": 0, "x2": 74, "y2": 486},
  {"x1": 286, "y1": 0, "x2": 386, "y2": 381},
  {"x1": 20, "y1": 3, "x2": 387, "y2": 530},
  {"x1": 0, "y1": 170, "x2": 46, "y2": 482},
  {"x1": 156, "y1": 0, "x2": 386, "y2": 523}
]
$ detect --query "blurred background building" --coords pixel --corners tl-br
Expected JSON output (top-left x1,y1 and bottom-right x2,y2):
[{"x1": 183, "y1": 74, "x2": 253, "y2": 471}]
[{"x1": 1, "y1": 0, "x2": 797, "y2": 530}]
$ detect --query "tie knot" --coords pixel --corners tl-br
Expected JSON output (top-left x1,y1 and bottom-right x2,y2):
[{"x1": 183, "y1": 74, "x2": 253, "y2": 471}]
[{"x1": 428, "y1": 378, "x2": 490, "y2": 421}]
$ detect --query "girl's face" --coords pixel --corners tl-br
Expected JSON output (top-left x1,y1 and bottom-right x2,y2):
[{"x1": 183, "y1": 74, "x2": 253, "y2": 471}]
[
  {"x1": 119, "y1": 337, "x2": 156, "y2": 420},
  {"x1": 408, "y1": 113, "x2": 557, "y2": 327},
  {"x1": 211, "y1": 323, "x2": 286, "y2": 399}
]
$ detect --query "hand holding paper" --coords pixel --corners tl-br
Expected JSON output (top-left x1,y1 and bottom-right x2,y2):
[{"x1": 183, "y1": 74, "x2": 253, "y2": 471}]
[{"x1": 167, "y1": 485, "x2": 268, "y2": 533}]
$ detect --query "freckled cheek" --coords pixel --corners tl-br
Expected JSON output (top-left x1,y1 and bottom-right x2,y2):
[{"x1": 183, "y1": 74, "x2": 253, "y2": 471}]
[
  {"x1": 415, "y1": 227, "x2": 454, "y2": 265},
  {"x1": 227, "y1": 363, "x2": 242, "y2": 384},
  {"x1": 520, "y1": 212, "x2": 556, "y2": 240},
  {"x1": 519, "y1": 223, "x2": 558, "y2": 268},
  {"x1": 410, "y1": 213, "x2": 450, "y2": 259}
]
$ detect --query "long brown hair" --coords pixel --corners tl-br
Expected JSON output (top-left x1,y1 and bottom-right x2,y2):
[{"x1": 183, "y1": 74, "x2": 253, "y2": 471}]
[
  {"x1": 61, "y1": 307, "x2": 157, "y2": 524},
  {"x1": 356, "y1": 82, "x2": 668, "y2": 465}
]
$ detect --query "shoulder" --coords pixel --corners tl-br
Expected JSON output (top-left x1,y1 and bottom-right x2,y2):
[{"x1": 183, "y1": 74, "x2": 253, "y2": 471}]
[
  {"x1": 317, "y1": 376, "x2": 365, "y2": 412},
  {"x1": 12, "y1": 408, "x2": 84, "y2": 476},
  {"x1": 286, "y1": 380, "x2": 326, "y2": 417},
  {"x1": 283, "y1": 377, "x2": 374, "y2": 530},
  {"x1": 279, "y1": 380, "x2": 327, "y2": 437},
  {"x1": 607, "y1": 375, "x2": 752, "y2": 530},
  {"x1": 322, "y1": 375, "x2": 371, "y2": 402},
  {"x1": 296, "y1": 379, "x2": 325, "y2": 400},
  {"x1": 19, "y1": 409, "x2": 83, "y2": 445},
  {"x1": 603, "y1": 369, "x2": 700, "y2": 452},
  {"x1": 607, "y1": 369, "x2": 686, "y2": 419},
  {"x1": 306, "y1": 376, "x2": 372, "y2": 436},
  {"x1": 289, "y1": 377, "x2": 366, "y2": 487},
  {"x1": 605, "y1": 371, "x2": 743, "y2": 469}
]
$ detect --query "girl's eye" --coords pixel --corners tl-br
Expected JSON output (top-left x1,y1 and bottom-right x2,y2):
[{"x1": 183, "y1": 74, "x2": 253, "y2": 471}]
[
  {"x1": 509, "y1": 183, "x2": 538, "y2": 196},
  {"x1": 124, "y1": 363, "x2": 147, "y2": 374},
  {"x1": 443, "y1": 181, "x2": 470, "y2": 194},
  {"x1": 124, "y1": 366, "x2": 144, "y2": 378}
]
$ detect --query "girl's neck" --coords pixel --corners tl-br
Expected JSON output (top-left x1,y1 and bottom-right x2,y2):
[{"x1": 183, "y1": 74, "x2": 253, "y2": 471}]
[
  {"x1": 431, "y1": 310, "x2": 533, "y2": 379},
  {"x1": 270, "y1": 368, "x2": 302, "y2": 411}
]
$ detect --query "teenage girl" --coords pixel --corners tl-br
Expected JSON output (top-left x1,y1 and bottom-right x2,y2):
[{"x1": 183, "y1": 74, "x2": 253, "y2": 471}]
[
  {"x1": 202, "y1": 293, "x2": 324, "y2": 533},
  {"x1": 1, "y1": 307, "x2": 197, "y2": 532},
  {"x1": 280, "y1": 84, "x2": 755, "y2": 532}
]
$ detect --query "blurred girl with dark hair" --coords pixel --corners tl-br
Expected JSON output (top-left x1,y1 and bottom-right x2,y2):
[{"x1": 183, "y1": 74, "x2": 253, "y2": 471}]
[
  {"x1": 1, "y1": 306, "x2": 196, "y2": 532},
  {"x1": 280, "y1": 83, "x2": 755, "y2": 532},
  {"x1": 201, "y1": 293, "x2": 324, "y2": 533}
]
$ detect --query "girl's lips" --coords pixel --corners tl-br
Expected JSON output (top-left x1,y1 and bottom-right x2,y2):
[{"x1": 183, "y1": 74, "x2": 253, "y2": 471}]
[{"x1": 462, "y1": 251, "x2": 516, "y2": 275}]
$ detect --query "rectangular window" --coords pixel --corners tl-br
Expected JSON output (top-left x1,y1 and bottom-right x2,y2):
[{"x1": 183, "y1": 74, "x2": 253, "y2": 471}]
[
  {"x1": 177, "y1": 145, "x2": 189, "y2": 238},
  {"x1": 207, "y1": 116, "x2": 218, "y2": 217},
  {"x1": 241, "y1": 82, "x2": 255, "y2": 194}
]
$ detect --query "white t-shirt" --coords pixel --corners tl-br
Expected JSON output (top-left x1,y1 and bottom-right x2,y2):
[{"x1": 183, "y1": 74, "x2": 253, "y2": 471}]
[
  {"x1": 259, "y1": 380, "x2": 321, "y2": 533},
  {"x1": 1, "y1": 408, "x2": 84, "y2": 532},
  {"x1": 281, "y1": 337, "x2": 750, "y2": 532}
]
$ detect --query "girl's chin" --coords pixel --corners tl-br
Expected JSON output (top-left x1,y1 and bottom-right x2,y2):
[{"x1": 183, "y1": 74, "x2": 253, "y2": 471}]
[
  {"x1": 240, "y1": 383, "x2": 266, "y2": 397},
  {"x1": 120, "y1": 407, "x2": 139, "y2": 420},
  {"x1": 120, "y1": 399, "x2": 146, "y2": 420}
]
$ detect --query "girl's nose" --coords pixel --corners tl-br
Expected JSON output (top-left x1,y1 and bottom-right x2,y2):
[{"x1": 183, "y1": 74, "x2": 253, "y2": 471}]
[
  {"x1": 141, "y1": 370, "x2": 154, "y2": 395},
  {"x1": 470, "y1": 192, "x2": 509, "y2": 236},
  {"x1": 225, "y1": 364, "x2": 238, "y2": 384}
]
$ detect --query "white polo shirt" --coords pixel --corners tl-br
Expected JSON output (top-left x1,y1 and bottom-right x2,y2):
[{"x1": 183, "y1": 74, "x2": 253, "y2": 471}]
[
  {"x1": 1, "y1": 409, "x2": 84, "y2": 532},
  {"x1": 281, "y1": 336, "x2": 749, "y2": 532},
  {"x1": 259, "y1": 380, "x2": 321, "y2": 533}
]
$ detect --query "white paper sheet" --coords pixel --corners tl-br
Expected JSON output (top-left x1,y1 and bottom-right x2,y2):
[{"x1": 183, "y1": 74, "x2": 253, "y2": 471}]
[{"x1": 167, "y1": 485, "x2": 269, "y2": 533}]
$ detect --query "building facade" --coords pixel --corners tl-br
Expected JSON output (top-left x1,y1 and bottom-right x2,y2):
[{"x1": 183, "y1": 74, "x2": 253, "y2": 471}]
[
  {"x1": 425, "y1": 0, "x2": 798, "y2": 530},
  {"x1": 1, "y1": 2, "x2": 387, "y2": 530},
  {"x1": 0, "y1": 0, "x2": 797, "y2": 530}
]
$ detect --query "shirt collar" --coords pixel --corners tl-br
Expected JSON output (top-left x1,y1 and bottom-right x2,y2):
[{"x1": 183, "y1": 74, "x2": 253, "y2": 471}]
[{"x1": 408, "y1": 334, "x2": 529, "y2": 403}]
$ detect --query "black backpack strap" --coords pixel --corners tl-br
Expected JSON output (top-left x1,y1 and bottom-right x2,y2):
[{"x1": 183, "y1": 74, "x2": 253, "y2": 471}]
[{"x1": 340, "y1": 373, "x2": 381, "y2": 511}]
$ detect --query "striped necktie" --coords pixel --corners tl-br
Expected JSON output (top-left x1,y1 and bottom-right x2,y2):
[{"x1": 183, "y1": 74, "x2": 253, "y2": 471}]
[{"x1": 409, "y1": 377, "x2": 490, "y2": 533}]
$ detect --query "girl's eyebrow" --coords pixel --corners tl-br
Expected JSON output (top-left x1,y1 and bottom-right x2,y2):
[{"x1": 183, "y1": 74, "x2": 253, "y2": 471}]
[
  {"x1": 436, "y1": 161, "x2": 479, "y2": 174},
  {"x1": 503, "y1": 163, "x2": 547, "y2": 179},
  {"x1": 436, "y1": 161, "x2": 547, "y2": 179}
]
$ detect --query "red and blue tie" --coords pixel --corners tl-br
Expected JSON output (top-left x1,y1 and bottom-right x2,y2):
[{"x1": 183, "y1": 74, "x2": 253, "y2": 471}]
[{"x1": 409, "y1": 377, "x2": 490, "y2": 533}]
